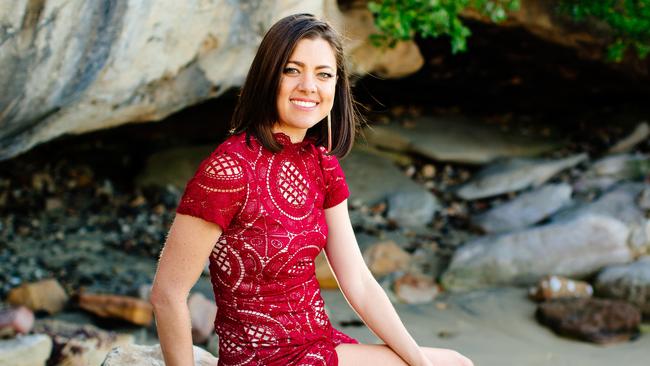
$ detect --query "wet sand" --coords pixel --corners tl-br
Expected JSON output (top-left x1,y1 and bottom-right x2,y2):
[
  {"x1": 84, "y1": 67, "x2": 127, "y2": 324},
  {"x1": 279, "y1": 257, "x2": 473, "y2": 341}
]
[{"x1": 322, "y1": 287, "x2": 650, "y2": 366}]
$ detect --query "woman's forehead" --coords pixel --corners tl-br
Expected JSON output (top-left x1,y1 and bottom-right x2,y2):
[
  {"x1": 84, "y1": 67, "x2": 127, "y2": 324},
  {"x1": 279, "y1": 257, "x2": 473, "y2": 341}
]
[{"x1": 287, "y1": 38, "x2": 336, "y2": 67}]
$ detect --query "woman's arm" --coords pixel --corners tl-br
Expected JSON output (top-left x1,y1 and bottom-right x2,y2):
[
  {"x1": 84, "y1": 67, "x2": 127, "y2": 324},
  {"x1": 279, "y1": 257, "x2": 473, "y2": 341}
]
[
  {"x1": 324, "y1": 200, "x2": 430, "y2": 366},
  {"x1": 150, "y1": 213, "x2": 222, "y2": 366}
]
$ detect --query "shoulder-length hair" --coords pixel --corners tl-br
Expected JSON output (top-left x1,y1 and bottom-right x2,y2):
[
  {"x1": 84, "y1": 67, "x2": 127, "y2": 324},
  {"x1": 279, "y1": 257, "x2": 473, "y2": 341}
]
[{"x1": 229, "y1": 13, "x2": 361, "y2": 159}]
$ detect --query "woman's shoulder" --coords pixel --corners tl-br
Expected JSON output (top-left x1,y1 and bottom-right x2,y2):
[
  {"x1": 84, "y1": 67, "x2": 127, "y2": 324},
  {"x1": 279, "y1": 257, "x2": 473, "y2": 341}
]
[{"x1": 197, "y1": 133, "x2": 253, "y2": 183}]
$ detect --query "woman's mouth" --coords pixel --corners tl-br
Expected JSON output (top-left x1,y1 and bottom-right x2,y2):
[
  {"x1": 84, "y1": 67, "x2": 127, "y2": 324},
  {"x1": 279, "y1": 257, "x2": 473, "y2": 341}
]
[{"x1": 290, "y1": 99, "x2": 319, "y2": 109}]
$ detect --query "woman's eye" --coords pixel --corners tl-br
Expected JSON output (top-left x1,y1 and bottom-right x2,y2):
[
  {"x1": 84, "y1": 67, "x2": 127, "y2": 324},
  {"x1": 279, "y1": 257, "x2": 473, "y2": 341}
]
[
  {"x1": 318, "y1": 72, "x2": 334, "y2": 79},
  {"x1": 283, "y1": 67, "x2": 299, "y2": 75}
]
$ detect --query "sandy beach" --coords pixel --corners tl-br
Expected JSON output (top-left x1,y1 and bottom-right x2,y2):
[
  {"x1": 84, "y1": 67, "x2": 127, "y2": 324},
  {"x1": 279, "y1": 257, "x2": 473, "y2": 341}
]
[{"x1": 322, "y1": 287, "x2": 650, "y2": 366}]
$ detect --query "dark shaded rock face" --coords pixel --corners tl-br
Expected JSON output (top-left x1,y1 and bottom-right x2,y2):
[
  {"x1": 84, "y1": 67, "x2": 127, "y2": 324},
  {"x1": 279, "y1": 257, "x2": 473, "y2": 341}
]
[{"x1": 536, "y1": 298, "x2": 641, "y2": 344}]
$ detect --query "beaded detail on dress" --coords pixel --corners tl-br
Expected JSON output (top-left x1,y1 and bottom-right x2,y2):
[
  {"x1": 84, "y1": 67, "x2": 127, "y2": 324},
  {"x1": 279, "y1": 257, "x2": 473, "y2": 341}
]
[{"x1": 176, "y1": 131, "x2": 356, "y2": 366}]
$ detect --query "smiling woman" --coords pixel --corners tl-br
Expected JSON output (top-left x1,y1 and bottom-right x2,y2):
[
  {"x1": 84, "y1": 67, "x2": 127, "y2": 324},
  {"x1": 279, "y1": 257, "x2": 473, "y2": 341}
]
[
  {"x1": 275, "y1": 38, "x2": 337, "y2": 145},
  {"x1": 150, "y1": 13, "x2": 473, "y2": 366}
]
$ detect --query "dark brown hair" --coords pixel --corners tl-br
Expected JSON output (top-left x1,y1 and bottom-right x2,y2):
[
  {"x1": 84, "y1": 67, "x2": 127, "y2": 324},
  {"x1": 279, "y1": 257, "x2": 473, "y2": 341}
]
[{"x1": 229, "y1": 13, "x2": 361, "y2": 158}]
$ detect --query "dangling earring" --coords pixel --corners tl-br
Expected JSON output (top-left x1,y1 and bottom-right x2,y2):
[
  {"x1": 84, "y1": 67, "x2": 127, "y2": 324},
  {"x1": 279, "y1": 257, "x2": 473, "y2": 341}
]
[{"x1": 327, "y1": 111, "x2": 332, "y2": 153}]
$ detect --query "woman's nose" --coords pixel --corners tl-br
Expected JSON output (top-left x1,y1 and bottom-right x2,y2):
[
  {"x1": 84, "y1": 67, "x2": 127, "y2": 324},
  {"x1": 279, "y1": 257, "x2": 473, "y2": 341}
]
[{"x1": 298, "y1": 75, "x2": 317, "y2": 93}]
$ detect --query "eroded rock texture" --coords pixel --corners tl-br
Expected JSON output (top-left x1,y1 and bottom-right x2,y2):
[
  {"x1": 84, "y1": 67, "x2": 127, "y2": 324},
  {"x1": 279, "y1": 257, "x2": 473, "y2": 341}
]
[{"x1": 0, "y1": 0, "x2": 422, "y2": 160}]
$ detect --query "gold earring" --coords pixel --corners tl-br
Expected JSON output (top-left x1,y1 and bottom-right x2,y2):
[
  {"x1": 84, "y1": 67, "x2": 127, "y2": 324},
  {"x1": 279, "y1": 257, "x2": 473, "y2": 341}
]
[{"x1": 327, "y1": 112, "x2": 332, "y2": 153}]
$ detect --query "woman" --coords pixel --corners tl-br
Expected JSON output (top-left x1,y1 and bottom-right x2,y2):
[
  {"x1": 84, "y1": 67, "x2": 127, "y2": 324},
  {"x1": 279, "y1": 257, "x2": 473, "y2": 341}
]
[{"x1": 151, "y1": 13, "x2": 474, "y2": 366}]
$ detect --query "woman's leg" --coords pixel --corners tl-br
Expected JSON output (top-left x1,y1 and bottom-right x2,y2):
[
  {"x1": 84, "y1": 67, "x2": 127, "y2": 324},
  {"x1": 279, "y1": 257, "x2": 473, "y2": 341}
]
[{"x1": 335, "y1": 344, "x2": 473, "y2": 366}]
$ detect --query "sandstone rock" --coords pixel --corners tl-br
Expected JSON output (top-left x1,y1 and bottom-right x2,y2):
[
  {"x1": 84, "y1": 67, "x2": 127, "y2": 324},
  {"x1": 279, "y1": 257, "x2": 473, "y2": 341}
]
[
  {"x1": 528, "y1": 275, "x2": 593, "y2": 301},
  {"x1": 441, "y1": 214, "x2": 632, "y2": 291},
  {"x1": 473, "y1": 183, "x2": 572, "y2": 233},
  {"x1": 341, "y1": 145, "x2": 431, "y2": 205},
  {"x1": 7, "y1": 278, "x2": 69, "y2": 314},
  {"x1": 609, "y1": 122, "x2": 650, "y2": 154},
  {"x1": 0, "y1": 0, "x2": 421, "y2": 161},
  {"x1": 0, "y1": 334, "x2": 52, "y2": 366},
  {"x1": 102, "y1": 343, "x2": 218, "y2": 366},
  {"x1": 536, "y1": 298, "x2": 641, "y2": 344},
  {"x1": 78, "y1": 293, "x2": 153, "y2": 326},
  {"x1": 595, "y1": 256, "x2": 650, "y2": 316},
  {"x1": 362, "y1": 241, "x2": 411, "y2": 278},
  {"x1": 456, "y1": 154, "x2": 587, "y2": 200},
  {"x1": 34, "y1": 319, "x2": 133, "y2": 366},
  {"x1": 315, "y1": 252, "x2": 338, "y2": 289},
  {"x1": 362, "y1": 117, "x2": 557, "y2": 165},
  {"x1": 386, "y1": 190, "x2": 441, "y2": 228},
  {"x1": 393, "y1": 273, "x2": 439, "y2": 304},
  {"x1": 0, "y1": 306, "x2": 34, "y2": 337},
  {"x1": 188, "y1": 292, "x2": 218, "y2": 344}
]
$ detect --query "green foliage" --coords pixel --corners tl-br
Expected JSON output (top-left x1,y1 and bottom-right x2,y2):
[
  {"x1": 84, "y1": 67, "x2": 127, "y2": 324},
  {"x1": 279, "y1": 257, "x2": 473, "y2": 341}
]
[
  {"x1": 367, "y1": 0, "x2": 520, "y2": 53},
  {"x1": 559, "y1": 1, "x2": 650, "y2": 61},
  {"x1": 368, "y1": 0, "x2": 650, "y2": 61}
]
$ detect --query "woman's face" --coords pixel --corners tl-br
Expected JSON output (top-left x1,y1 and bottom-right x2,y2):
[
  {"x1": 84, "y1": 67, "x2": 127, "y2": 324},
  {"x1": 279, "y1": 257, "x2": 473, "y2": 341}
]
[{"x1": 275, "y1": 37, "x2": 337, "y2": 139}]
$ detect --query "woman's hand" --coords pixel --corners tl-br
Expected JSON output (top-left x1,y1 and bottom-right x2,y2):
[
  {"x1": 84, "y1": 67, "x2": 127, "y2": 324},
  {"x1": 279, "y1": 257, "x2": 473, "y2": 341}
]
[{"x1": 419, "y1": 347, "x2": 474, "y2": 366}]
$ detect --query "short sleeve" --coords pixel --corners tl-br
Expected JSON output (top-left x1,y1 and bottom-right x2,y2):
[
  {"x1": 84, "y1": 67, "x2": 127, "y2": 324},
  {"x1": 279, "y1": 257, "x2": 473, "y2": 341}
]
[
  {"x1": 176, "y1": 148, "x2": 247, "y2": 231},
  {"x1": 319, "y1": 147, "x2": 350, "y2": 209}
]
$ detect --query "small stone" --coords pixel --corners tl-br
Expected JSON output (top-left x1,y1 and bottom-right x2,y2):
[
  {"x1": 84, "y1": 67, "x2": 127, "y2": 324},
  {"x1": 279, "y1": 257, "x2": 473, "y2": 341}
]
[
  {"x1": 188, "y1": 292, "x2": 218, "y2": 344},
  {"x1": 528, "y1": 275, "x2": 593, "y2": 301},
  {"x1": 0, "y1": 334, "x2": 52, "y2": 366},
  {"x1": 102, "y1": 343, "x2": 218, "y2": 366},
  {"x1": 421, "y1": 164, "x2": 436, "y2": 178},
  {"x1": 130, "y1": 195, "x2": 146, "y2": 207},
  {"x1": 536, "y1": 298, "x2": 641, "y2": 344},
  {"x1": 362, "y1": 241, "x2": 411, "y2": 278},
  {"x1": 45, "y1": 197, "x2": 63, "y2": 211},
  {"x1": 31, "y1": 173, "x2": 54, "y2": 192},
  {"x1": 0, "y1": 306, "x2": 34, "y2": 337},
  {"x1": 78, "y1": 292, "x2": 153, "y2": 326},
  {"x1": 435, "y1": 302, "x2": 448, "y2": 310},
  {"x1": 393, "y1": 273, "x2": 439, "y2": 304},
  {"x1": 387, "y1": 190, "x2": 440, "y2": 228},
  {"x1": 7, "y1": 279, "x2": 69, "y2": 314}
]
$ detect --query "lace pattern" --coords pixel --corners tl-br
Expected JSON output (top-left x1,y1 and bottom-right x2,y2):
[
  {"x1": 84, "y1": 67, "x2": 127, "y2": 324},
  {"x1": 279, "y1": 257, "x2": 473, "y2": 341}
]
[{"x1": 176, "y1": 132, "x2": 356, "y2": 366}]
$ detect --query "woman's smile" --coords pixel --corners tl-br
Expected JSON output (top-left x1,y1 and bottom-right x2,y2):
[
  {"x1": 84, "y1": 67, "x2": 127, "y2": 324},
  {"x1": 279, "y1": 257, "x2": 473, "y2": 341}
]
[{"x1": 290, "y1": 98, "x2": 319, "y2": 110}]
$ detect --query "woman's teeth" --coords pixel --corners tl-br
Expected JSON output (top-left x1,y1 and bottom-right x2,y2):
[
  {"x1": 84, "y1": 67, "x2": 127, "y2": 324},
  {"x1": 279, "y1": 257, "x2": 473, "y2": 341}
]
[{"x1": 291, "y1": 100, "x2": 317, "y2": 108}]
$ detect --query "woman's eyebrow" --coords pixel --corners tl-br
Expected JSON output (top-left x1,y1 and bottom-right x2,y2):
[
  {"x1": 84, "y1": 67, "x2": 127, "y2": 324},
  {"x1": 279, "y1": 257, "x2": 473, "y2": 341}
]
[{"x1": 286, "y1": 60, "x2": 335, "y2": 71}]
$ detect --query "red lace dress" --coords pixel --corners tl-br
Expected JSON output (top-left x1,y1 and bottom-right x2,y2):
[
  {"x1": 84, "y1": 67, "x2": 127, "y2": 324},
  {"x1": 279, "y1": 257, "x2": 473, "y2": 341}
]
[{"x1": 176, "y1": 131, "x2": 359, "y2": 366}]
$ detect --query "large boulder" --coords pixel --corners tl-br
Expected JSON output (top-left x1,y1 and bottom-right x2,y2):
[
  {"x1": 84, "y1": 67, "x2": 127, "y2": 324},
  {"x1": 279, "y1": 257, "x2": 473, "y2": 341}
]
[
  {"x1": 472, "y1": 183, "x2": 573, "y2": 233},
  {"x1": 102, "y1": 343, "x2": 218, "y2": 366},
  {"x1": 362, "y1": 117, "x2": 557, "y2": 165},
  {"x1": 0, "y1": 0, "x2": 422, "y2": 161},
  {"x1": 455, "y1": 153, "x2": 587, "y2": 200},
  {"x1": 0, "y1": 334, "x2": 52, "y2": 366},
  {"x1": 535, "y1": 298, "x2": 641, "y2": 344},
  {"x1": 341, "y1": 145, "x2": 435, "y2": 205},
  {"x1": 33, "y1": 319, "x2": 134, "y2": 366},
  {"x1": 441, "y1": 214, "x2": 632, "y2": 291}
]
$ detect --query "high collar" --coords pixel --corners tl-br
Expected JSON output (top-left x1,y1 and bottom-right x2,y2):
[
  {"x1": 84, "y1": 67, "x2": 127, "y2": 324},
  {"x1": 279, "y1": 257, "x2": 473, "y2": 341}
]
[{"x1": 272, "y1": 132, "x2": 316, "y2": 148}]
